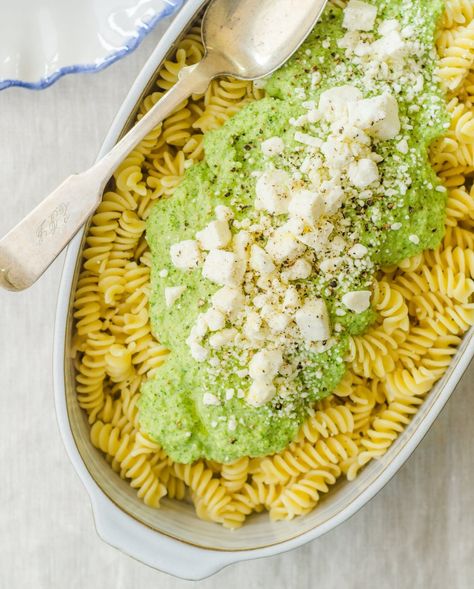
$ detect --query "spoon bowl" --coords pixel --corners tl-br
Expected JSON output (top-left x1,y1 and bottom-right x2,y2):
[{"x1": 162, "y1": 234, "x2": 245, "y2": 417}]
[{"x1": 202, "y1": 0, "x2": 329, "y2": 79}]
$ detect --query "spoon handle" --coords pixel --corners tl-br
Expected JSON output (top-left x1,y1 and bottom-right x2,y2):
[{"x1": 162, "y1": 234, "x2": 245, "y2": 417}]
[{"x1": 0, "y1": 59, "x2": 216, "y2": 292}]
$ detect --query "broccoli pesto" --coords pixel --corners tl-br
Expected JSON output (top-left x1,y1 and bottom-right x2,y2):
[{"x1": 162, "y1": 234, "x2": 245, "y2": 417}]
[{"x1": 140, "y1": 0, "x2": 447, "y2": 463}]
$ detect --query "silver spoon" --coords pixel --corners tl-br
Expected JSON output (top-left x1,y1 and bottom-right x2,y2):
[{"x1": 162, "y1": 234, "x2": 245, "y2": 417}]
[{"x1": 0, "y1": 0, "x2": 328, "y2": 291}]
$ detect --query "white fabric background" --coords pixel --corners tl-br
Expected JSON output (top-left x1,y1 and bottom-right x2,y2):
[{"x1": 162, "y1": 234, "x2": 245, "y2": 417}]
[{"x1": 0, "y1": 17, "x2": 473, "y2": 589}]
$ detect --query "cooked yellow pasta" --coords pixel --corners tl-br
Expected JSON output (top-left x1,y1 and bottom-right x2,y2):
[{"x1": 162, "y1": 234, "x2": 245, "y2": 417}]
[{"x1": 71, "y1": 2, "x2": 474, "y2": 528}]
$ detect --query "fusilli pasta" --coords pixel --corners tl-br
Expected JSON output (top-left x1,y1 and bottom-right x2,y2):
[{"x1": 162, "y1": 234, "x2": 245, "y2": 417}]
[{"x1": 71, "y1": 2, "x2": 474, "y2": 528}]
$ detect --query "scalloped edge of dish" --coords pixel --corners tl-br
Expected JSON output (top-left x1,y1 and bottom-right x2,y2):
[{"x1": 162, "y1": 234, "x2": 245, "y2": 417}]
[{"x1": 0, "y1": 0, "x2": 184, "y2": 91}]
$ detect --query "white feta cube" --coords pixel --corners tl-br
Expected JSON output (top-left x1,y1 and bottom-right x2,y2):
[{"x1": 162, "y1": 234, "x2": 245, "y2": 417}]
[
  {"x1": 211, "y1": 286, "x2": 244, "y2": 315},
  {"x1": 248, "y1": 349, "x2": 283, "y2": 381},
  {"x1": 330, "y1": 236, "x2": 347, "y2": 255},
  {"x1": 233, "y1": 230, "x2": 251, "y2": 261},
  {"x1": 209, "y1": 328, "x2": 237, "y2": 349},
  {"x1": 342, "y1": 290, "x2": 372, "y2": 313},
  {"x1": 372, "y1": 30, "x2": 405, "y2": 59},
  {"x1": 188, "y1": 341, "x2": 209, "y2": 362},
  {"x1": 295, "y1": 299, "x2": 331, "y2": 343},
  {"x1": 243, "y1": 311, "x2": 266, "y2": 342},
  {"x1": 343, "y1": 0, "x2": 378, "y2": 32},
  {"x1": 255, "y1": 169, "x2": 291, "y2": 215},
  {"x1": 261, "y1": 136, "x2": 285, "y2": 157},
  {"x1": 348, "y1": 94, "x2": 401, "y2": 140},
  {"x1": 266, "y1": 312, "x2": 291, "y2": 333},
  {"x1": 203, "y1": 308, "x2": 226, "y2": 331},
  {"x1": 164, "y1": 285, "x2": 186, "y2": 307},
  {"x1": 324, "y1": 187, "x2": 345, "y2": 215},
  {"x1": 170, "y1": 240, "x2": 201, "y2": 270},
  {"x1": 246, "y1": 380, "x2": 276, "y2": 407},
  {"x1": 378, "y1": 19, "x2": 400, "y2": 36},
  {"x1": 397, "y1": 139, "x2": 409, "y2": 154},
  {"x1": 215, "y1": 205, "x2": 234, "y2": 221},
  {"x1": 348, "y1": 244, "x2": 368, "y2": 258},
  {"x1": 283, "y1": 286, "x2": 300, "y2": 309},
  {"x1": 250, "y1": 244, "x2": 276, "y2": 275},
  {"x1": 266, "y1": 223, "x2": 305, "y2": 264},
  {"x1": 288, "y1": 189, "x2": 325, "y2": 225},
  {"x1": 298, "y1": 221, "x2": 334, "y2": 251},
  {"x1": 203, "y1": 250, "x2": 243, "y2": 287},
  {"x1": 348, "y1": 158, "x2": 380, "y2": 188},
  {"x1": 319, "y1": 85, "x2": 363, "y2": 121},
  {"x1": 203, "y1": 393, "x2": 220, "y2": 406},
  {"x1": 191, "y1": 314, "x2": 209, "y2": 339},
  {"x1": 320, "y1": 257, "x2": 343, "y2": 274},
  {"x1": 196, "y1": 220, "x2": 232, "y2": 250},
  {"x1": 281, "y1": 258, "x2": 313, "y2": 282}
]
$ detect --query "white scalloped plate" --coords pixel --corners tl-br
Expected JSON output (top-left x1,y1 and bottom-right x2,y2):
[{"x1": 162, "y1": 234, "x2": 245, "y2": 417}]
[{"x1": 0, "y1": 0, "x2": 184, "y2": 90}]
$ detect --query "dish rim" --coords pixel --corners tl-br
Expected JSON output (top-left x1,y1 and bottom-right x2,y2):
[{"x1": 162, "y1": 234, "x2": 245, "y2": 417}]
[
  {"x1": 52, "y1": 0, "x2": 474, "y2": 578},
  {"x1": 0, "y1": 0, "x2": 184, "y2": 91}
]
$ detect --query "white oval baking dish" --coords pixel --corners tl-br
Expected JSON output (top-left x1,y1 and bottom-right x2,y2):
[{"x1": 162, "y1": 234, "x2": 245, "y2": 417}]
[{"x1": 53, "y1": 0, "x2": 474, "y2": 580}]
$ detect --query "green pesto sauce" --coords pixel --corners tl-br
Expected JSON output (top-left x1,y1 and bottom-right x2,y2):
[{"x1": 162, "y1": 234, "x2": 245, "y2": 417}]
[{"x1": 140, "y1": 0, "x2": 447, "y2": 463}]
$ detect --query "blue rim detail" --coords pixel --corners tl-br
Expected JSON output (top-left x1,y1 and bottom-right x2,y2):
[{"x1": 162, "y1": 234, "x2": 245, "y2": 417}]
[{"x1": 0, "y1": 0, "x2": 185, "y2": 91}]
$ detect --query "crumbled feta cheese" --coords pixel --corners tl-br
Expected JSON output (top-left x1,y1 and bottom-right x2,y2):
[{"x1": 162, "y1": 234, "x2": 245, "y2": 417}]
[
  {"x1": 243, "y1": 311, "x2": 266, "y2": 342},
  {"x1": 281, "y1": 258, "x2": 313, "y2": 282},
  {"x1": 307, "y1": 109, "x2": 321, "y2": 124},
  {"x1": 192, "y1": 314, "x2": 209, "y2": 338},
  {"x1": 203, "y1": 250, "x2": 243, "y2": 287},
  {"x1": 348, "y1": 158, "x2": 380, "y2": 188},
  {"x1": 170, "y1": 240, "x2": 201, "y2": 270},
  {"x1": 261, "y1": 137, "x2": 285, "y2": 157},
  {"x1": 294, "y1": 132, "x2": 322, "y2": 148},
  {"x1": 295, "y1": 299, "x2": 331, "y2": 343},
  {"x1": 165, "y1": 285, "x2": 186, "y2": 307},
  {"x1": 196, "y1": 220, "x2": 232, "y2": 250},
  {"x1": 348, "y1": 244, "x2": 368, "y2": 258},
  {"x1": 299, "y1": 222, "x2": 334, "y2": 251},
  {"x1": 215, "y1": 205, "x2": 234, "y2": 221},
  {"x1": 348, "y1": 94, "x2": 400, "y2": 140},
  {"x1": 396, "y1": 139, "x2": 409, "y2": 154},
  {"x1": 409, "y1": 234, "x2": 420, "y2": 245},
  {"x1": 228, "y1": 416, "x2": 237, "y2": 431},
  {"x1": 188, "y1": 341, "x2": 208, "y2": 362},
  {"x1": 248, "y1": 349, "x2": 283, "y2": 381},
  {"x1": 372, "y1": 30, "x2": 405, "y2": 59},
  {"x1": 247, "y1": 380, "x2": 276, "y2": 407},
  {"x1": 283, "y1": 286, "x2": 300, "y2": 309},
  {"x1": 288, "y1": 189, "x2": 325, "y2": 225},
  {"x1": 159, "y1": 269, "x2": 168, "y2": 278},
  {"x1": 203, "y1": 308, "x2": 226, "y2": 331},
  {"x1": 266, "y1": 224, "x2": 305, "y2": 264},
  {"x1": 342, "y1": 290, "x2": 372, "y2": 313},
  {"x1": 379, "y1": 19, "x2": 400, "y2": 36},
  {"x1": 320, "y1": 257, "x2": 343, "y2": 274},
  {"x1": 209, "y1": 328, "x2": 237, "y2": 349},
  {"x1": 225, "y1": 389, "x2": 235, "y2": 401},
  {"x1": 319, "y1": 85, "x2": 363, "y2": 120},
  {"x1": 324, "y1": 187, "x2": 345, "y2": 215},
  {"x1": 232, "y1": 230, "x2": 251, "y2": 262},
  {"x1": 266, "y1": 312, "x2": 291, "y2": 333},
  {"x1": 211, "y1": 286, "x2": 244, "y2": 315},
  {"x1": 255, "y1": 169, "x2": 291, "y2": 215},
  {"x1": 250, "y1": 245, "x2": 276, "y2": 275},
  {"x1": 343, "y1": 0, "x2": 378, "y2": 32},
  {"x1": 203, "y1": 393, "x2": 220, "y2": 406},
  {"x1": 391, "y1": 222, "x2": 402, "y2": 230}
]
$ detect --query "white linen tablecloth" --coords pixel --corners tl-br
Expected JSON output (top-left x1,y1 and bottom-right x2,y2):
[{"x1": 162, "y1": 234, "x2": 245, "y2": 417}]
[{"x1": 0, "y1": 18, "x2": 473, "y2": 589}]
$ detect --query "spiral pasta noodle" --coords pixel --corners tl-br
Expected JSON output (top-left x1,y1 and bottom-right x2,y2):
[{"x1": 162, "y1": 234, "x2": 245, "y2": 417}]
[{"x1": 71, "y1": 3, "x2": 474, "y2": 527}]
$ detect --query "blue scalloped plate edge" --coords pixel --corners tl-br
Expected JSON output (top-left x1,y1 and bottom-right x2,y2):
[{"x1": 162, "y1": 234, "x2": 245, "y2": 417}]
[{"x1": 0, "y1": 0, "x2": 185, "y2": 91}]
